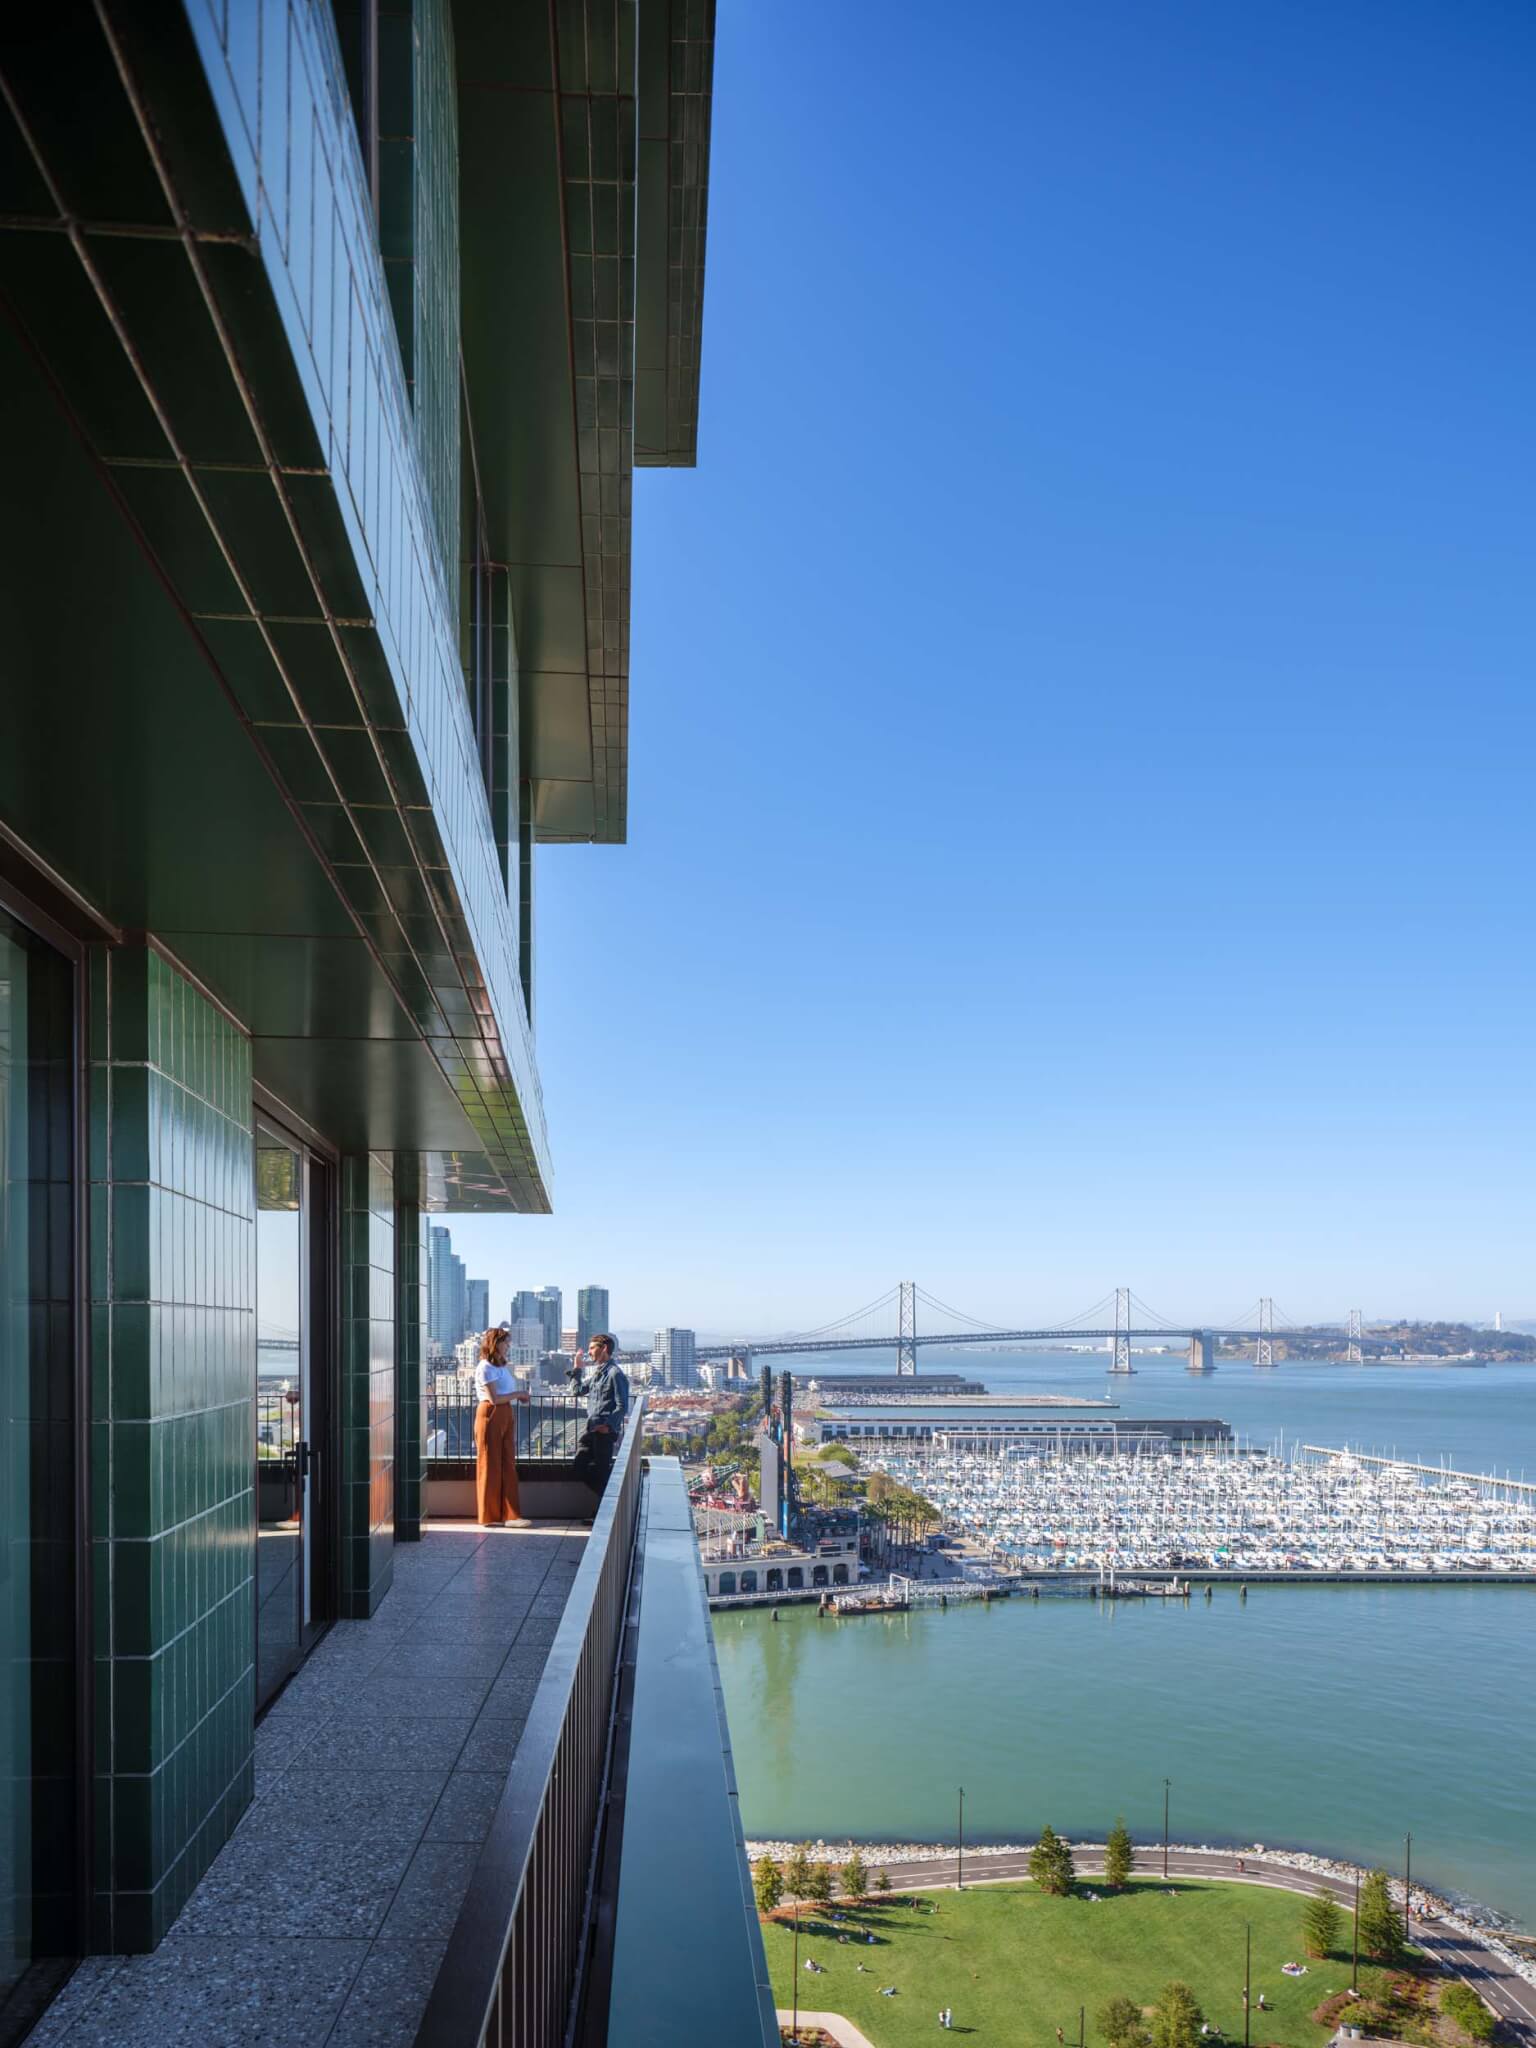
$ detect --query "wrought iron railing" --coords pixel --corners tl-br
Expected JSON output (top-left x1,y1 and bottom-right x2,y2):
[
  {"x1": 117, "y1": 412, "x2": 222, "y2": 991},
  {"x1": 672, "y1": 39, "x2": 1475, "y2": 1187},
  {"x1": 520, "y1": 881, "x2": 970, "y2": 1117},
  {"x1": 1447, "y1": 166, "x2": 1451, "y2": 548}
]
[
  {"x1": 413, "y1": 1396, "x2": 647, "y2": 2048},
  {"x1": 424, "y1": 1385, "x2": 588, "y2": 1464}
]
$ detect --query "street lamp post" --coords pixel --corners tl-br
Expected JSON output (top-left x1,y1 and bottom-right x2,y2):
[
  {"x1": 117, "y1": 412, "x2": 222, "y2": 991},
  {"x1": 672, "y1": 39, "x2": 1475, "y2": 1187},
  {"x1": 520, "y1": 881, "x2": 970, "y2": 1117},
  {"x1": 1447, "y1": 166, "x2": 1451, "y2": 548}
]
[
  {"x1": 1163, "y1": 1778, "x2": 1171, "y2": 1881},
  {"x1": 957, "y1": 1786, "x2": 965, "y2": 1890},
  {"x1": 792, "y1": 1901, "x2": 800, "y2": 2044},
  {"x1": 1351, "y1": 1871, "x2": 1360, "y2": 1993},
  {"x1": 1244, "y1": 1921, "x2": 1252, "y2": 2048}
]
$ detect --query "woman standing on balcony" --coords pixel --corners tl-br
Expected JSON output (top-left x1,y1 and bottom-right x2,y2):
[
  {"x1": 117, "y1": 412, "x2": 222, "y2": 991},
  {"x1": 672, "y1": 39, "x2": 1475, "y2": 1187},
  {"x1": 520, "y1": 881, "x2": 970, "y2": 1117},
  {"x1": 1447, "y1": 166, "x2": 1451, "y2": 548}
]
[{"x1": 475, "y1": 1325, "x2": 531, "y2": 1528}]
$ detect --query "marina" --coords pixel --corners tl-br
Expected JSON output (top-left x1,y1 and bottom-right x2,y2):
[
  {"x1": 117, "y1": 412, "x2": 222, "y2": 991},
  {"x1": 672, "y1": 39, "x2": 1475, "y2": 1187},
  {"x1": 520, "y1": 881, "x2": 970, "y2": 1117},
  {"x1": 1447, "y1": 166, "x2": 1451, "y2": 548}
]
[{"x1": 873, "y1": 1436, "x2": 1536, "y2": 1577}]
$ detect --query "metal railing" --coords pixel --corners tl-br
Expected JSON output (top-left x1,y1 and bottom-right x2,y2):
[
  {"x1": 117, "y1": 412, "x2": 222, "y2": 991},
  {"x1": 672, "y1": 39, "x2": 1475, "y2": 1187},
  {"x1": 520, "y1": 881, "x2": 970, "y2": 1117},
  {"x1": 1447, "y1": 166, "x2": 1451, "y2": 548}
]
[
  {"x1": 413, "y1": 1395, "x2": 647, "y2": 2048},
  {"x1": 425, "y1": 1386, "x2": 588, "y2": 1464}
]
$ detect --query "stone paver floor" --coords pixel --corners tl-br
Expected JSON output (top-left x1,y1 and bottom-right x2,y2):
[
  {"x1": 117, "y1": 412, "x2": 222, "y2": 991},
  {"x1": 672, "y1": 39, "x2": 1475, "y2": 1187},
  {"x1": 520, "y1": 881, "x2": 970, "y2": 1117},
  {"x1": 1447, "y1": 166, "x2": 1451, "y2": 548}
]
[{"x1": 26, "y1": 1521, "x2": 588, "y2": 2048}]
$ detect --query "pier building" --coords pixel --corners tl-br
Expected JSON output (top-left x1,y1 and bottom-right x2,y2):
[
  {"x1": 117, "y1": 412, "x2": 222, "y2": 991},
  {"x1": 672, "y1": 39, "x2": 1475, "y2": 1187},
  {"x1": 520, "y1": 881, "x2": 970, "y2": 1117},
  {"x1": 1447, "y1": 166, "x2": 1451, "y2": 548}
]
[
  {"x1": 812, "y1": 1399, "x2": 1233, "y2": 1451},
  {"x1": 805, "y1": 1371, "x2": 989, "y2": 1398}
]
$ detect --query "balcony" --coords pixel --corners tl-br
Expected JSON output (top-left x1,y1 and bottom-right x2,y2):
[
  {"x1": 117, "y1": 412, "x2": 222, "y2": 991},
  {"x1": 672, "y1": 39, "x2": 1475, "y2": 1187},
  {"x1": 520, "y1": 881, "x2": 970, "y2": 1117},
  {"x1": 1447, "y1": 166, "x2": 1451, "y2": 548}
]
[{"x1": 25, "y1": 1410, "x2": 775, "y2": 2048}]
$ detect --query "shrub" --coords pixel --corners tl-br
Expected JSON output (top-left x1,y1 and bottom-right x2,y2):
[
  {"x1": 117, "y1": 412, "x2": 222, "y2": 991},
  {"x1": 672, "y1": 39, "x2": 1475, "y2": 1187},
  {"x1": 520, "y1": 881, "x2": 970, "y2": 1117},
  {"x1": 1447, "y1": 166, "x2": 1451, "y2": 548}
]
[{"x1": 1442, "y1": 1982, "x2": 1495, "y2": 2041}]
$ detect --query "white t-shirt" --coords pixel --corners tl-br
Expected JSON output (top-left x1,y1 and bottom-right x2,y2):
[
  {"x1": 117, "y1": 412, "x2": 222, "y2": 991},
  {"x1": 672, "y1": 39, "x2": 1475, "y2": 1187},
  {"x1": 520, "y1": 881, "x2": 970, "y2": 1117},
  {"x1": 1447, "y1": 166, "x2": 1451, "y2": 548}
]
[{"x1": 475, "y1": 1360, "x2": 516, "y2": 1402}]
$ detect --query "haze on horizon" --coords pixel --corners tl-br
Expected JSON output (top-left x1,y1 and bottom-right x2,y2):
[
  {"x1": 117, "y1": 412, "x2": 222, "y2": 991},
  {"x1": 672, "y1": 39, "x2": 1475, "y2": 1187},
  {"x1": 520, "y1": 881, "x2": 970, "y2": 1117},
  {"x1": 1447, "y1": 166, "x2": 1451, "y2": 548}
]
[{"x1": 446, "y1": 0, "x2": 1536, "y2": 1334}]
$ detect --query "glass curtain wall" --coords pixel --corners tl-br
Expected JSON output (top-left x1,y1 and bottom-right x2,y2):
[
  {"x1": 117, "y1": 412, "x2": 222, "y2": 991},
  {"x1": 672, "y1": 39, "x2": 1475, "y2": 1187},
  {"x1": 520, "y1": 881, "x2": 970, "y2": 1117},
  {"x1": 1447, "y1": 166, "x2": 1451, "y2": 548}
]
[{"x1": 0, "y1": 910, "x2": 76, "y2": 2038}]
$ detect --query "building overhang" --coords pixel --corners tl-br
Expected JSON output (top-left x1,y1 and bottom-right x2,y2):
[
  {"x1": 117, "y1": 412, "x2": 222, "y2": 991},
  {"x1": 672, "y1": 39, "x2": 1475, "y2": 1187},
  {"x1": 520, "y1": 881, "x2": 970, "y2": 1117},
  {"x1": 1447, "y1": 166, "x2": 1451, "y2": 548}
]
[
  {"x1": 0, "y1": 0, "x2": 554, "y2": 1210},
  {"x1": 453, "y1": 0, "x2": 715, "y2": 845}
]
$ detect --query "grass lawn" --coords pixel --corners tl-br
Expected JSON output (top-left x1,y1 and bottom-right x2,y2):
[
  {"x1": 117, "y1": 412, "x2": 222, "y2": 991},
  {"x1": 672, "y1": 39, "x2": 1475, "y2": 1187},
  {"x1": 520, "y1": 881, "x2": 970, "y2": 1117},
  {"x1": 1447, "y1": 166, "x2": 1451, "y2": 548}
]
[{"x1": 766, "y1": 1878, "x2": 1401, "y2": 2047}]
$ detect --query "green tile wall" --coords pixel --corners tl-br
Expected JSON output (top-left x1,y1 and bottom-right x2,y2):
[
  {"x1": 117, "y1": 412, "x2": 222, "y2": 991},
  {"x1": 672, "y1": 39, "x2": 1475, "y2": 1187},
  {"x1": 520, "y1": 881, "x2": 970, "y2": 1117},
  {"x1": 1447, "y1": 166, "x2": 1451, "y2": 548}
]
[
  {"x1": 340, "y1": 1154, "x2": 395, "y2": 1615},
  {"x1": 87, "y1": 945, "x2": 255, "y2": 1952},
  {"x1": 395, "y1": 1195, "x2": 427, "y2": 1543},
  {"x1": 378, "y1": 0, "x2": 461, "y2": 603}
]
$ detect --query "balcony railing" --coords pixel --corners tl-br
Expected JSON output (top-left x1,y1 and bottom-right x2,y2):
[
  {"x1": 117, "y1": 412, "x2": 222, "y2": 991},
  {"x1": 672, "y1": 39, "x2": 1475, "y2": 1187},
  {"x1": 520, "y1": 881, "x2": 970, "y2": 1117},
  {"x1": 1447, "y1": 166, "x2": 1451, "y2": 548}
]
[
  {"x1": 414, "y1": 1397, "x2": 647, "y2": 2048},
  {"x1": 425, "y1": 1385, "x2": 588, "y2": 1465}
]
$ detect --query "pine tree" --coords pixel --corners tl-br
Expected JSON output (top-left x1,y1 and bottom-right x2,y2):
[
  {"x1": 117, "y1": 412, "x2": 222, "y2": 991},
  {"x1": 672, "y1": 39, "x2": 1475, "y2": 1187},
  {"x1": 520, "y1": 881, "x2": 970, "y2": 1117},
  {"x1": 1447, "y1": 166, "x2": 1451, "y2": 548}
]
[
  {"x1": 784, "y1": 1843, "x2": 813, "y2": 1902},
  {"x1": 1302, "y1": 1887, "x2": 1342, "y2": 1959},
  {"x1": 1098, "y1": 1995, "x2": 1151, "y2": 2048},
  {"x1": 1030, "y1": 1824, "x2": 1076, "y2": 1897},
  {"x1": 841, "y1": 1848, "x2": 869, "y2": 1901},
  {"x1": 1359, "y1": 1869, "x2": 1406, "y2": 1963},
  {"x1": 1150, "y1": 1982, "x2": 1204, "y2": 2048},
  {"x1": 753, "y1": 1855, "x2": 783, "y2": 1917},
  {"x1": 1105, "y1": 1818, "x2": 1135, "y2": 1890},
  {"x1": 806, "y1": 1860, "x2": 834, "y2": 1907},
  {"x1": 875, "y1": 1869, "x2": 893, "y2": 1893}
]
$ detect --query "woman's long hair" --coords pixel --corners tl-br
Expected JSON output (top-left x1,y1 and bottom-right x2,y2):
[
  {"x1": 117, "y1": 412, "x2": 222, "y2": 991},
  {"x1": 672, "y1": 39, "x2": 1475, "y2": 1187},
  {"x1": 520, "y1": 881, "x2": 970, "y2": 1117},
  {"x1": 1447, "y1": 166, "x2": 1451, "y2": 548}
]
[{"x1": 478, "y1": 1325, "x2": 508, "y2": 1363}]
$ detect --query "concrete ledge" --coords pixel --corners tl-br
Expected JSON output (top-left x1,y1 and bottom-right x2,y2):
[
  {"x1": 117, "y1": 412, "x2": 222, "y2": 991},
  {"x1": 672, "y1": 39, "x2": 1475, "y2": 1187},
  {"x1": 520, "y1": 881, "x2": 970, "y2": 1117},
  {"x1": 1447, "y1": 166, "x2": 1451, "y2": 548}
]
[{"x1": 426, "y1": 1472, "x2": 597, "y2": 1521}]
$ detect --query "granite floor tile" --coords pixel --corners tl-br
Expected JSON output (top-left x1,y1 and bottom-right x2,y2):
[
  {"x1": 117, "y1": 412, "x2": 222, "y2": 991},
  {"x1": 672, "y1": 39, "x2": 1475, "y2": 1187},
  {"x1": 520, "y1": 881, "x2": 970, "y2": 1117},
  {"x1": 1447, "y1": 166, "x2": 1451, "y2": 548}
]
[
  {"x1": 235, "y1": 1769, "x2": 448, "y2": 1843},
  {"x1": 174, "y1": 1832, "x2": 414, "y2": 1940},
  {"x1": 293, "y1": 1716, "x2": 478, "y2": 1773},
  {"x1": 481, "y1": 1662, "x2": 547, "y2": 1715},
  {"x1": 384, "y1": 1639, "x2": 517, "y2": 1677},
  {"x1": 253, "y1": 1713, "x2": 319, "y2": 1774},
  {"x1": 28, "y1": 1936, "x2": 365, "y2": 2046},
  {"x1": 378, "y1": 1842, "x2": 480, "y2": 1942},
  {"x1": 323, "y1": 1939, "x2": 448, "y2": 2048},
  {"x1": 19, "y1": 1958, "x2": 125, "y2": 2044},
  {"x1": 456, "y1": 1710, "x2": 528, "y2": 1774},
  {"x1": 423, "y1": 1771, "x2": 506, "y2": 1844},
  {"x1": 348, "y1": 1672, "x2": 495, "y2": 1721},
  {"x1": 401, "y1": 1614, "x2": 537, "y2": 1645},
  {"x1": 258, "y1": 1676, "x2": 371, "y2": 1726}
]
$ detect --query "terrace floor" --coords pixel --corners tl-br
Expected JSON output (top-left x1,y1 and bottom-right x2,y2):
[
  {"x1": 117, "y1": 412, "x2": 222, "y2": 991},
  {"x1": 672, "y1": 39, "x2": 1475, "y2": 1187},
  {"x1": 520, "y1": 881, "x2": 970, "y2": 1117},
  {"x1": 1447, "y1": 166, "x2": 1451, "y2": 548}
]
[{"x1": 26, "y1": 1520, "x2": 589, "y2": 2048}]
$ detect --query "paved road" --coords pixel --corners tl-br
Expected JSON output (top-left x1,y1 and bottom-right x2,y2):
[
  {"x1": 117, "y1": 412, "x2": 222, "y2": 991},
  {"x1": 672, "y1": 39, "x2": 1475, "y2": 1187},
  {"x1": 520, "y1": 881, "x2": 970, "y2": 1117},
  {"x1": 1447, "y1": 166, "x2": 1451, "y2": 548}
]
[{"x1": 870, "y1": 1847, "x2": 1536, "y2": 2046}]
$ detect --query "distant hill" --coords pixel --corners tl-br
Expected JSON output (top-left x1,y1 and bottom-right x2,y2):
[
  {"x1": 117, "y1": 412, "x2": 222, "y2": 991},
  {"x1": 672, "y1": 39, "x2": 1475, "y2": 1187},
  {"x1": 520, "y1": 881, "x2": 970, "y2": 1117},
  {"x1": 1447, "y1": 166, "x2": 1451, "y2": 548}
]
[{"x1": 1215, "y1": 1320, "x2": 1536, "y2": 1363}]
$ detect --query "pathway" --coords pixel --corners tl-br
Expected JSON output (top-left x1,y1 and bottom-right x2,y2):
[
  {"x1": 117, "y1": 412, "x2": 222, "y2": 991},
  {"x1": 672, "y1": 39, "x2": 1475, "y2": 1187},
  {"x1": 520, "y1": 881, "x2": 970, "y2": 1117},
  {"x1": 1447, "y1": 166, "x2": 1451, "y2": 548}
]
[{"x1": 777, "y1": 2012, "x2": 879, "y2": 2048}]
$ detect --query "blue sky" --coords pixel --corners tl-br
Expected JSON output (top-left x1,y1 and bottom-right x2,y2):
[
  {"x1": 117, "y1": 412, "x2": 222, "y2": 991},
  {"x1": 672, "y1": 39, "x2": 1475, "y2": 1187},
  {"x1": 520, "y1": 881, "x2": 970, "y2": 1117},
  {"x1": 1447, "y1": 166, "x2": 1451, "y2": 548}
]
[{"x1": 450, "y1": 0, "x2": 1536, "y2": 1335}]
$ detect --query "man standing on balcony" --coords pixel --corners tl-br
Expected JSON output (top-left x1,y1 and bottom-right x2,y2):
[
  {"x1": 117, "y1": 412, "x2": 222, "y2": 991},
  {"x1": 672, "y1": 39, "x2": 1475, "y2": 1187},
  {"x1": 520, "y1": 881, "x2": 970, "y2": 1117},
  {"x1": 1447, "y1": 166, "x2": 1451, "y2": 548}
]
[{"x1": 582, "y1": 1333, "x2": 630, "y2": 1494}]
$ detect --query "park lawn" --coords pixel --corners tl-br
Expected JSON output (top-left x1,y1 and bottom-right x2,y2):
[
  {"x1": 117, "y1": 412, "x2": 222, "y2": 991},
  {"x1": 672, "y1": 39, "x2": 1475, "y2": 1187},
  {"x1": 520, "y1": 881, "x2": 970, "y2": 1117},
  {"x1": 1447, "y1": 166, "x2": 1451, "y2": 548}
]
[{"x1": 766, "y1": 1878, "x2": 1399, "y2": 2048}]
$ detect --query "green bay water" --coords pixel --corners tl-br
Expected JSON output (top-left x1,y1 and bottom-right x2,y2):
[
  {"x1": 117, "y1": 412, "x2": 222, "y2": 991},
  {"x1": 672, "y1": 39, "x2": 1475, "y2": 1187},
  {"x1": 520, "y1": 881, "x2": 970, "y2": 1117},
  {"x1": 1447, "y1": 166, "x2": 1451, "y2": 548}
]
[{"x1": 711, "y1": 1352, "x2": 1536, "y2": 1925}]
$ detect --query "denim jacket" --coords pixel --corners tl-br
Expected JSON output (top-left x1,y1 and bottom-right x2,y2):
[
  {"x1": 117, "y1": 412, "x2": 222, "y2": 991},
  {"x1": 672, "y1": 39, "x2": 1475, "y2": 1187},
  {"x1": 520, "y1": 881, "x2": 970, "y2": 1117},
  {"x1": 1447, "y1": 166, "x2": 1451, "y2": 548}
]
[{"x1": 585, "y1": 1361, "x2": 630, "y2": 1433}]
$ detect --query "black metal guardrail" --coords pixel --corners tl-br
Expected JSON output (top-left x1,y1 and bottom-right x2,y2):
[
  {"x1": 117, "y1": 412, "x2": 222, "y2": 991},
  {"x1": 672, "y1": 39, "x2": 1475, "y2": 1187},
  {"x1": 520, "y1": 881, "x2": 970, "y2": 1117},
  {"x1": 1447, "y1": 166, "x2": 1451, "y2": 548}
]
[
  {"x1": 413, "y1": 1395, "x2": 647, "y2": 2048},
  {"x1": 425, "y1": 1386, "x2": 588, "y2": 1464}
]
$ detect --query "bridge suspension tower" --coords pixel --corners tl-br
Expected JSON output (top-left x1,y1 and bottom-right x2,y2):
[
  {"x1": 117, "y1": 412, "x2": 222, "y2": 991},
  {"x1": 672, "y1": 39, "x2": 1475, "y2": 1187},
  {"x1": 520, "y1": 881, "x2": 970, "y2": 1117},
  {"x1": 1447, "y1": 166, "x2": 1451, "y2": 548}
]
[
  {"x1": 1110, "y1": 1287, "x2": 1134, "y2": 1375},
  {"x1": 897, "y1": 1280, "x2": 917, "y2": 1376},
  {"x1": 1255, "y1": 1297, "x2": 1275, "y2": 1368},
  {"x1": 1347, "y1": 1308, "x2": 1363, "y2": 1365}
]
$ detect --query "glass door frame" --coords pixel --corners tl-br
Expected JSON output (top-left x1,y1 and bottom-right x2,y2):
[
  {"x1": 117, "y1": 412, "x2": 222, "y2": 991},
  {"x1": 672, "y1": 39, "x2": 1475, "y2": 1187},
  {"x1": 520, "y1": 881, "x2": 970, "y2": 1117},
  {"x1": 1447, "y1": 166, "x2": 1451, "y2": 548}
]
[
  {"x1": 251, "y1": 1090, "x2": 338, "y2": 1700},
  {"x1": 0, "y1": 864, "x2": 92, "y2": 2027}
]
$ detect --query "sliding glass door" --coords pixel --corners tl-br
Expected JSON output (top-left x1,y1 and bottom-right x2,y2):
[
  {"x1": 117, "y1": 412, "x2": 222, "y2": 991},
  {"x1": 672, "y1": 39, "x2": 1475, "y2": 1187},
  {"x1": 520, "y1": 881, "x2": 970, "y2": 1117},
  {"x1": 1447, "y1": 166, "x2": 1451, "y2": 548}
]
[
  {"x1": 0, "y1": 908, "x2": 76, "y2": 2037},
  {"x1": 254, "y1": 1119, "x2": 330, "y2": 1710}
]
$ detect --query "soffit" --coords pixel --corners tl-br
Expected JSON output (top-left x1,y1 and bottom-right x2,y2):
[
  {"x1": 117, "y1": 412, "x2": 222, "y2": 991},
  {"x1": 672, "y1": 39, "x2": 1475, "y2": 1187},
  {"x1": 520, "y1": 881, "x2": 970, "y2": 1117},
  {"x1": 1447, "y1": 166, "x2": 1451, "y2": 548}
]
[
  {"x1": 0, "y1": 11, "x2": 551, "y2": 1210},
  {"x1": 457, "y1": 0, "x2": 713, "y2": 846}
]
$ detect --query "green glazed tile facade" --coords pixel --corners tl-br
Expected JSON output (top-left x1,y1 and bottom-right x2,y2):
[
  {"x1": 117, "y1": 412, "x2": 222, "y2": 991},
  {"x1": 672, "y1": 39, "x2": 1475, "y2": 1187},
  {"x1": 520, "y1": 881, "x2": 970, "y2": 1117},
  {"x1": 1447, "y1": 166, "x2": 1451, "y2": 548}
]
[
  {"x1": 395, "y1": 1196, "x2": 427, "y2": 1543},
  {"x1": 340, "y1": 1154, "x2": 396, "y2": 1615},
  {"x1": 88, "y1": 945, "x2": 255, "y2": 1952}
]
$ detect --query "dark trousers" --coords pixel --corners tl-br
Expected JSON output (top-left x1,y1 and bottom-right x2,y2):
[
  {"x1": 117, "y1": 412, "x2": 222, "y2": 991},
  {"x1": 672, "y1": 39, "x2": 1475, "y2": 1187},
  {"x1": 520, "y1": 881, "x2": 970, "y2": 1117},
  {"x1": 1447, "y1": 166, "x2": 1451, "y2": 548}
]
[{"x1": 583, "y1": 1425, "x2": 615, "y2": 1496}]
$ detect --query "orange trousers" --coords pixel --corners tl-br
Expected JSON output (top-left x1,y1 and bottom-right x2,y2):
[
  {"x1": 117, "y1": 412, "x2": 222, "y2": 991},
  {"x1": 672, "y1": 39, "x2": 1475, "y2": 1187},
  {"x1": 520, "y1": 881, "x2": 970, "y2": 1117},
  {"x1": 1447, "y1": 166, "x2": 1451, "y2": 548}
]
[{"x1": 474, "y1": 1401, "x2": 521, "y2": 1524}]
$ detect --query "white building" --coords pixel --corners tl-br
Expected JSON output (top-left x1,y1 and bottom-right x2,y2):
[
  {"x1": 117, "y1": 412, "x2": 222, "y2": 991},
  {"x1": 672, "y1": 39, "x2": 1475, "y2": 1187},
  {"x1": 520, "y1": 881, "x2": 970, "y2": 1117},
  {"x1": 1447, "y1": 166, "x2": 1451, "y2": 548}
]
[{"x1": 650, "y1": 1326, "x2": 698, "y2": 1388}]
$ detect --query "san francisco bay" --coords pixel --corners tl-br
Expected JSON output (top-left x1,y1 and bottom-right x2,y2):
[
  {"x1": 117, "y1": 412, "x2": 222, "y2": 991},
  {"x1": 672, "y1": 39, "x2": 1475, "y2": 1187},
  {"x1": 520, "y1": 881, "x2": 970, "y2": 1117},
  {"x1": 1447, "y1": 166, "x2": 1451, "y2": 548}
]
[{"x1": 712, "y1": 1353, "x2": 1536, "y2": 1926}]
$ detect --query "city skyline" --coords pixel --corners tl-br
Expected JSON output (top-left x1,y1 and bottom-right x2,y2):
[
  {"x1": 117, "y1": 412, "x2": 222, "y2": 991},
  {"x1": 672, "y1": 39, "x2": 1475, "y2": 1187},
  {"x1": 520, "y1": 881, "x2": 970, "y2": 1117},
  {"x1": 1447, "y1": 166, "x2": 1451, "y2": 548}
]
[
  {"x1": 442, "y1": 0, "x2": 1535, "y2": 1327},
  {"x1": 425, "y1": 1210, "x2": 1530, "y2": 1346}
]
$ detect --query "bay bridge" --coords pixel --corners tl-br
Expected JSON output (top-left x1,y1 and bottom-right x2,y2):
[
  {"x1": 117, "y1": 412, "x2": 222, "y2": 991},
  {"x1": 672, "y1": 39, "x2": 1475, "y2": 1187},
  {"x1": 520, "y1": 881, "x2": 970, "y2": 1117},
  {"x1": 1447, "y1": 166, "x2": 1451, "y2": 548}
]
[{"x1": 620, "y1": 1285, "x2": 1368, "y2": 1375}]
